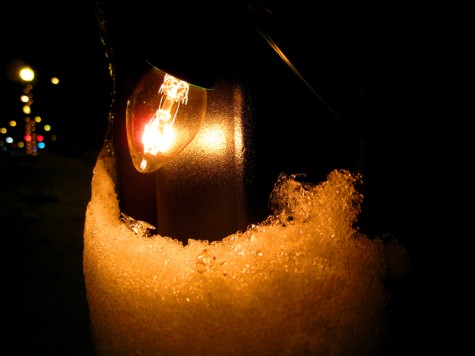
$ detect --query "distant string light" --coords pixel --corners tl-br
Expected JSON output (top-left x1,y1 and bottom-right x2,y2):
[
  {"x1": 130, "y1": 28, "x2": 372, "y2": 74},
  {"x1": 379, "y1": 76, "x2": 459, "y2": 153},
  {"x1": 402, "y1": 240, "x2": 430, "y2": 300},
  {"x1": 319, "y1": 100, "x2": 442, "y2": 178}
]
[
  {"x1": 19, "y1": 66, "x2": 37, "y2": 155},
  {"x1": 19, "y1": 67, "x2": 34, "y2": 82},
  {"x1": 1, "y1": 63, "x2": 60, "y2": 154}
]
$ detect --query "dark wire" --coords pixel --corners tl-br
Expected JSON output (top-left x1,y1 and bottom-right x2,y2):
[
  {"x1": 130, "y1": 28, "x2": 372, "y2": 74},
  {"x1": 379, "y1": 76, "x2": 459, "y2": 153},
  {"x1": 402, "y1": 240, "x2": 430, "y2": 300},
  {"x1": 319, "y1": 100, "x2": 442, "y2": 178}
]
[
  {"x1": 256, "y1": 28, "x2": 352, "y2": 134},
  {"x1": 255, "y1": 25, "x2": 366, "y2": 173}
]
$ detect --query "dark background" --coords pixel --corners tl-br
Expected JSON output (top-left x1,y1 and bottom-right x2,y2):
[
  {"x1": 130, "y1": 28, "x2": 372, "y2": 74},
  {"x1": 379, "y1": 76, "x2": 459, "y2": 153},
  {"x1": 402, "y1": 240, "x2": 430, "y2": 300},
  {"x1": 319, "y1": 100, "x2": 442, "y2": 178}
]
[{"x1": 1, "y1": 0, "x2": 466, "y2": 354}]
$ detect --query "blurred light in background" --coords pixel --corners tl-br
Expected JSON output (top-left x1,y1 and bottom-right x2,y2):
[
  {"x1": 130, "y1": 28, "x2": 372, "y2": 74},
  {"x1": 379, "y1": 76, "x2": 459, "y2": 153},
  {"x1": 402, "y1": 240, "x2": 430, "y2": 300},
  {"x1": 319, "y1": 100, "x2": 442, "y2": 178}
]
[
  {"x1": 19, "y1": 66, "x2": 35, "y2": 82},
  {"x1": 0, "y1": 62, "x2": 61, "y2": 155}
]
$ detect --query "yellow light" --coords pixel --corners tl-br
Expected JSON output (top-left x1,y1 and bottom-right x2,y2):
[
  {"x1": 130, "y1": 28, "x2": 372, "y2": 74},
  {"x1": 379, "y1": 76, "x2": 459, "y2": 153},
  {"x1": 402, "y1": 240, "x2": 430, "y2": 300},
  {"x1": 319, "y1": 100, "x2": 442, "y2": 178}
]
[
  {"x1": 0, "y1": 127, "x2": 6, "y2": 134},
  {"x1": 44, "y1": 124, "x2": 51, "y2": 131},
  {"x1": 19, "y1": 67, "x2": 35, "y2": 82},
  {"x1": 20, "y1": 95, "x2": 29, "y2": 103},
  {"x1": 23, "y1": 105, "x2": 31, "y2": 114},
  {"x1": 51, "y1": 77, "x2": 60, "y2": 85},
  {"x1": 9, "y1": 120, "x2": 16, "y2": 127},
  {"x1": 196, "y1": 125, "x2": 226, "y2": 152},
  {"x1": 35, "y1": 116, "x2": 41, "y2": 123},
  {"x1": 126, "y1": 67, "x2": 207, "y2": 173}
]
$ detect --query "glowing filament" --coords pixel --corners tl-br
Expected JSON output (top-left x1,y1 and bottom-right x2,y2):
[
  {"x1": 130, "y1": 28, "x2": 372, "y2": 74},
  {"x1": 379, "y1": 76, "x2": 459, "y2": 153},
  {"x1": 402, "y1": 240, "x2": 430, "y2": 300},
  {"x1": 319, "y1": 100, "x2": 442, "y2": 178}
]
[{"x1": 141, "y1": 74, "x2": 189, "y2": 156}]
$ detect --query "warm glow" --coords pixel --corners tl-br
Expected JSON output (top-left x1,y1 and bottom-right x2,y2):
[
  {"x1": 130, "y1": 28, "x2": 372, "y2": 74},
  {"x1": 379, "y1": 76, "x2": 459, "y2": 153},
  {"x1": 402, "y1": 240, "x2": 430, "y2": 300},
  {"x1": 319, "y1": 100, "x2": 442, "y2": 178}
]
[
  {"x1": 19, "y1": 67, "x2": 35, "y2": 82},
  {"x1": 142, "y1": 116, "x2": 177, "y2": 155},
  {"x1": 51, "y1": 77, "x2": 60, "y2": 85},
  {"x1": 44, "y1": 124, "x2": 51, "y2": 131},
  {"x1": 140, "y1": 125, "x2": 176, "y2": 170},
  {"x1": 20, "y1": 95, "x2": 29, "y2": 103},
  {"x1": 196, "y1": 125, "x2": 226, "y2": 152},
  {"x1": 0, "y1": 128, "x2": 6, "y2": 134},
  {"x1": 23, "y1": 105, "x2": 31, "y2": 114},
  {"x1": 34, "y1": 116, "x2": 41, "y2": 123},
  {"x1": 9, "y1": 120, "x2": 16, "y2": 127}
]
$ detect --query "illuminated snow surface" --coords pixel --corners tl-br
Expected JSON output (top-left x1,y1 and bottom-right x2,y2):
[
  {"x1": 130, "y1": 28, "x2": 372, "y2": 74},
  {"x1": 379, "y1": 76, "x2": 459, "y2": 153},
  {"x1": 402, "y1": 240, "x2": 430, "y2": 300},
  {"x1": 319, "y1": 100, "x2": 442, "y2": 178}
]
[{"x1": 84, "y1": 146, "x2": 408, "y2": 355}]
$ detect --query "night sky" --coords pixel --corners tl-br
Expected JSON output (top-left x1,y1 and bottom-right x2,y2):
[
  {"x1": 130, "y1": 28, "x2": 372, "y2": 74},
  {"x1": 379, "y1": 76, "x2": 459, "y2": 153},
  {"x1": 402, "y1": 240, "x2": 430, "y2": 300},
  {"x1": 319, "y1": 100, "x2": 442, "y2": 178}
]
[{"x1": 1, "y1": 0, "x2": 465, "y2": 354}]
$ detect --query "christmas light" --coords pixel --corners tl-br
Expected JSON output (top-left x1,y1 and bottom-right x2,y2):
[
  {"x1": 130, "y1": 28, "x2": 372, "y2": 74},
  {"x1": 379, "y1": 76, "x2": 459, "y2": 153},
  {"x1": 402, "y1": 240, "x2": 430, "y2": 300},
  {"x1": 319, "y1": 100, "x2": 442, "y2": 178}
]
[{"x1": 126, "y1": 67, "x2": 207, "y2": 173}]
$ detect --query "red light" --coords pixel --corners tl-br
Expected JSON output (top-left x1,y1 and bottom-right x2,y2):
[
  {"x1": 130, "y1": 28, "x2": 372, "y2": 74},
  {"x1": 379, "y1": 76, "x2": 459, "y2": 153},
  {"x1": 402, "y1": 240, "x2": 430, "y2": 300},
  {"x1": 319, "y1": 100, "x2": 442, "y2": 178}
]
[
  {"x1": 36, "y1": 135, "x2": 44, "y2": 142},
  {"x1": 24, "y1": 134, "x2": 32, "y2": 142}
]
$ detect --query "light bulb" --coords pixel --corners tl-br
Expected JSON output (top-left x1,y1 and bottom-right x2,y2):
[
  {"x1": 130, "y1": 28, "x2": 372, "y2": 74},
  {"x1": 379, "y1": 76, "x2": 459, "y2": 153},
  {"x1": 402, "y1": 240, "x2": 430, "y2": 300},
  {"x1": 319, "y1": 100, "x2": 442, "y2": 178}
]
[{"x1": 126, "y1": 67, "x2": 207, "y2": 173}]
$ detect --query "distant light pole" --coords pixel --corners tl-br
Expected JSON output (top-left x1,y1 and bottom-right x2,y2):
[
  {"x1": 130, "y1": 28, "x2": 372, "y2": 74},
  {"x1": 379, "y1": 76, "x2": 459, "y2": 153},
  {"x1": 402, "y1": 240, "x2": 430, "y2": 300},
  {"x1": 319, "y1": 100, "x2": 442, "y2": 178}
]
[{"x1": 19, "y1": 66, "x2": 36, "y2": 155}]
